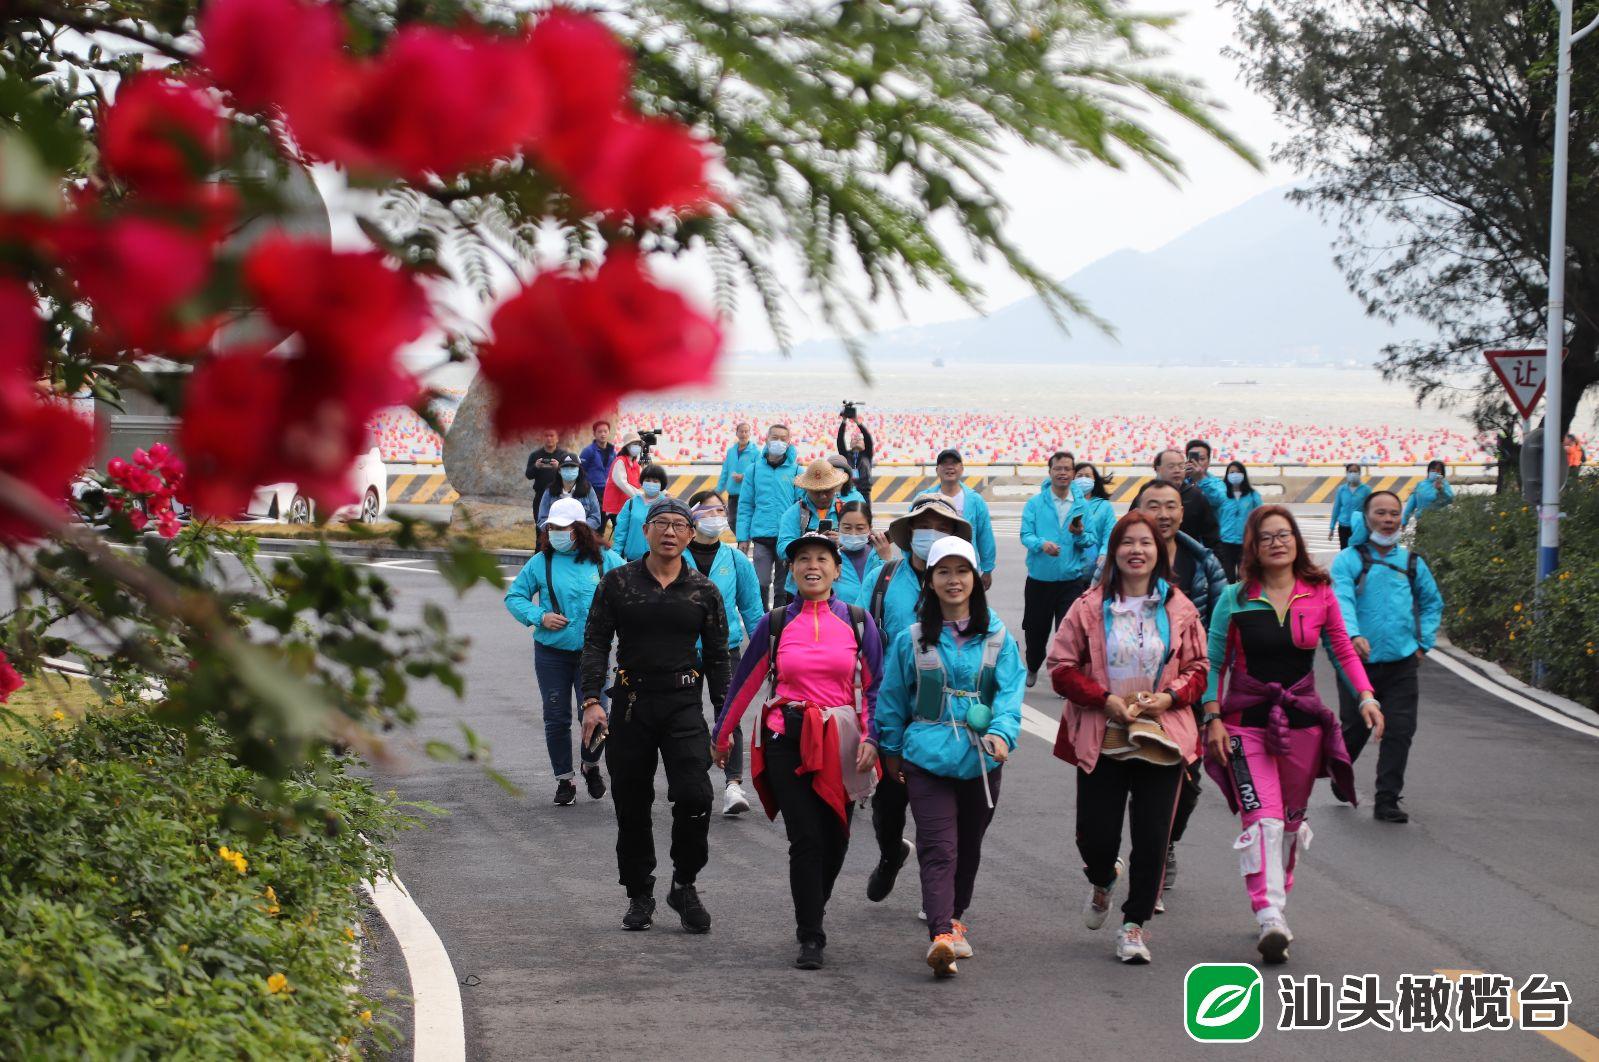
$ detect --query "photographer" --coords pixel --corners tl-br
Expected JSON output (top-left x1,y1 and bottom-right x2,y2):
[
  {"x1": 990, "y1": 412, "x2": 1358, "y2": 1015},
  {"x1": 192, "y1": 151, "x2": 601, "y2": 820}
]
[
  {"x1": 836, "y1": 402, "x2": 875, "y2": 501},
  {"x1": 525, "y1": 428, "x2": 573, "y2": 515},
  {"x1": 580, "y1": 497, "x2": 731, "y2": 934}
]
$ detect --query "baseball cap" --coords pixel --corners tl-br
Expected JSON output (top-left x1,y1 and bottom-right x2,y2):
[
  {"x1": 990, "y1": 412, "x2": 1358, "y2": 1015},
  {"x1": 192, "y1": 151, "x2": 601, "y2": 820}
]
[
  {"x1": 925, "y1": 536, "x2": 979, "y2": 571},
  {"x1": 546, "y1": 497, "x2": 588, "y2": 527}
]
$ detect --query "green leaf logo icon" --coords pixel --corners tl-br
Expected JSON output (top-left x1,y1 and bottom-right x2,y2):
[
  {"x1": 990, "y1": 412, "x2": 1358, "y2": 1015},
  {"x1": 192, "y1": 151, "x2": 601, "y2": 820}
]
[{"x1": 1196, "y1": 981, "x2": 1258, "y2": 1027}]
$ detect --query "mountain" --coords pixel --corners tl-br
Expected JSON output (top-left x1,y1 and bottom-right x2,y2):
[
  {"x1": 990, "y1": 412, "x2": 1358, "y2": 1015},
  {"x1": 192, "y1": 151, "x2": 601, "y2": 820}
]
[{"x1": 753, "y1": 187, "x2": 1415, "y2": 366}]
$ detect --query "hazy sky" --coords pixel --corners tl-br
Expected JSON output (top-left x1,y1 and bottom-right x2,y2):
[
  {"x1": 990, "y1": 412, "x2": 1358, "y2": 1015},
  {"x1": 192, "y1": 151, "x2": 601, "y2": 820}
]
[{"x1": 713, "y1": 0, "x2": 1297, "y2": 352}]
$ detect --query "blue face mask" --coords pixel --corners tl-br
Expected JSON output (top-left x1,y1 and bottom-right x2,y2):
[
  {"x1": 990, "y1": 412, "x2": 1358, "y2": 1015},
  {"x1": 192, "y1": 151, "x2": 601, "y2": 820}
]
[
  {"x1": 1226, "y1": 471, "x2": 1245, "y2": 486},
  {"x1": 840, "y1": 533, "x2": 870, "y2": 553},
  {"x1": 642, "y1": 482, "x2": 662, "y2": 499},
  {"x1": 560, "y1": 467, "x2": 579, "y2": 483},
  {"x1": 1070, "y1": 477, "x2": 1092, "y2": 499},
  {"x1": 911, "y1": 529, "x2": 943, "y2": 560},
  {"x1": 549, "y1": 530, "x2": 575, "y2": 553},
  {"x1": 1429, "y1": 471, "x2": 1444, "y2": 481}
]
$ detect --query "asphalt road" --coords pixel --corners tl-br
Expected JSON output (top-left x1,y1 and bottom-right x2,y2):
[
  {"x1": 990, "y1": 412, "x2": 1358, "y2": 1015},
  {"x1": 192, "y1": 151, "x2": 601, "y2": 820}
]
[{"x1": 348, "y1": 525, "x2": 1599, "y2": 1061}]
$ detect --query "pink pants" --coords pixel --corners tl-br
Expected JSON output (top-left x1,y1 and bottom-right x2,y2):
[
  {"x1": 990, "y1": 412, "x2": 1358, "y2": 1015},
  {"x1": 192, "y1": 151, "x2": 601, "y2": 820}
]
[{"x1": 1225, "y1": 725, "x2": 1322, "y2": 918}]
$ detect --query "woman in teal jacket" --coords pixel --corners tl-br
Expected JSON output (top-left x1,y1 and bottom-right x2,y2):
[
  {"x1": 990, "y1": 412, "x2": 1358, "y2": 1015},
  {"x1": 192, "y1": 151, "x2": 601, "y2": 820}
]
[
  {"x1": 1402, "y1": 461, "x2": 1454, "y2": 527},
  {"x1": 1216, "y1": 460, "x2": 1263, "y2": 581},
  {"x1": 610, "y1": 464, "x2": 670, "y2": 561},
  {"x1": 1071, "y1": 463, "x2": 1118, "y2": 561},
  {"x1": 684, "y1": 490, "x2": 766, "y2": 814},
  {"x1": 1329, "y1": 464, "x2": 1372, "y2": 550},
  {"x1": 876, "y1": 537, "x2": 1023, "y2": 979},
  {"x1": 835, "y1": 501, "x2": 892, "y2": 606},
  {"x1": 504, "y1": 498, "x2": 625, "y2": 805}
]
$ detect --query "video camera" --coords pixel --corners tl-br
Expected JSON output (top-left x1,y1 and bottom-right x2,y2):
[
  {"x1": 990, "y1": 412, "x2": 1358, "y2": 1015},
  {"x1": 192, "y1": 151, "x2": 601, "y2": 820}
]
[
  {"x1": 638, "y1": 428, "x2": 663, "y2": 463},
  {"x1": 839, "y1": 400, "x2": 864, "y2": 421}
]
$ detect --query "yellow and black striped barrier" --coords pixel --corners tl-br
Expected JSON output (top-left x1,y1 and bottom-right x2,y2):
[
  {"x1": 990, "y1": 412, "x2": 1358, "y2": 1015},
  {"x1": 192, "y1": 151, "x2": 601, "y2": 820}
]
[{"x1": 386, "y1": 472, "x2": 1432, "y2": 507}]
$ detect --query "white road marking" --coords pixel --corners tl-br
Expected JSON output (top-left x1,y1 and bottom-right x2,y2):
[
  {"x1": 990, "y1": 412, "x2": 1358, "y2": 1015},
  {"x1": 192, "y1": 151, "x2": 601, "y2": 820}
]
[
  {"x1": 1021, "y1": 700, "x2": 1059, "y2": 743},
  {"x1": 365, "y1": 873, "x2": 467, "y2": 1062},
  {"x1": 1429, "y1": 650, "x2": 1599, "y2": 740}
]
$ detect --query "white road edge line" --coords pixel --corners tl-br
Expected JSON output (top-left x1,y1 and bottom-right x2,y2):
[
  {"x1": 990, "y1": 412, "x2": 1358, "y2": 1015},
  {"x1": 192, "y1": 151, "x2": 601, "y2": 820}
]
[
  {"x1": 363, "y1": 874, "x2": 466, "y2": 1062},
  {"x1": 1428, "y1": 650, "x2": 1599, "y2": 740}
]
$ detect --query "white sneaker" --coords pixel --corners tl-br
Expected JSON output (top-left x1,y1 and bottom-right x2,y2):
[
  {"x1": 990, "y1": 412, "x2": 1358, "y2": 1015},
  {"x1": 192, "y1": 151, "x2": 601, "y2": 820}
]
[
  {"x1": 1153, "y1": 895, "x2": 1165, "y2": 915},
  {"x1": 1083, "y1": 857, "x2": 1124, "y2": 930},
  {"x1": 1257, "y1": 913, "x2": 1291, "y2": 964},
  {"x1": 1116, "y1": 923, "x2": 1152, "y2": 964},
  {"x1": 721, "y1": 780, "x2": 750, "y2": 817}
]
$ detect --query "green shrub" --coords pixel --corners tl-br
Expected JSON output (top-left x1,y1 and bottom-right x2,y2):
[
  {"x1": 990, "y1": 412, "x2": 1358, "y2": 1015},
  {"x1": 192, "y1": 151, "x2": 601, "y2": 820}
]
[
  {"x1": 0, "y1": 710, "x2": 416, "y2": 1058},
  {"x1": 1415, "y1": 475, "x2": 1599, "y2": 707}
]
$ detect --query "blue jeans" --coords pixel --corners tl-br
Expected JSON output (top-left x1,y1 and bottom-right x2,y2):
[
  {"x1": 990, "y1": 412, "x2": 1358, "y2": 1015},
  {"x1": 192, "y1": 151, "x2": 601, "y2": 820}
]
[{"x1": 535, "y1": 643, "x2": 606, "y2": 780}]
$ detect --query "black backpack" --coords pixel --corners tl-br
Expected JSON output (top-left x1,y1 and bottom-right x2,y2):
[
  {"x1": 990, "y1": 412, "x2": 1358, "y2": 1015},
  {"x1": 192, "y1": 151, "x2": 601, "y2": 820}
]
[
  {"x1": 766, "y1": 602, "x2": 869, "y2": 695},
  {"x1": 1353, "y1": 544, "x2": 1423, "y2": 637},
  {"x1": 867, "y1": 558, "x2": 902, "y2": 630}
]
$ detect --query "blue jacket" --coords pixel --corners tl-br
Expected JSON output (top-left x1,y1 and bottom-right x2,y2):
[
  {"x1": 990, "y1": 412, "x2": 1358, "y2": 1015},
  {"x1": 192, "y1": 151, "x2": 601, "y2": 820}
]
[
  {"x1": 838, "y1": 483, "x2": 866, "y2": 506},
  {"x1": 736, "y1": 446, "x2": 799, "y2": 542},
  {"x1": 504, "y1": 547, "x2": 625, "y2": 651},
  {"x1": 875, "y1": 616, "x2": 1024, "y2": 780},
  {"x1": 612, "y1": 493, "x2": 660, "y2": 561},
  {"x1": 1020, "y1": 486, "x2": 1108, "y2": 582},
  {"x1": 684, "y1": 541, "x2": 765, "y2": 649},
  {"x1": 868, "y1": 556, "x2": 927, "y2": 640},
  {"x1": 578, "y1": 442, "x2": 615, "y2": 495},
  {"x1": 838, "y1": 548, "x2": 886, "y2": 608},
  {"x1": 537, "y1": 486, "x2": 601, "y2": 530},
  {"x1": 1402, "y1": 477, "x2": 1455, "y2": 526},
  {"x1": 1192, "y1": 473, "x2": 1228, "y2": 511},
  {"x1": 715, "y1": 441, "x2": 758, "y2": 497},
  {"x1": 920, "y1": 486, "x2": 996, "y2": 573},
  {"x1": 1216, "y1": 489, "x2": 1263, "y2": 545},
  {"x1": 1329, "y1": 543, "x2": 1444, "y2": 664},
  {"x1": 1330, "y1": 481, "x2": 1373, "y2": 531},
  {"x1": 776, "y1": 496, "x2": 848, "y2": 594}
]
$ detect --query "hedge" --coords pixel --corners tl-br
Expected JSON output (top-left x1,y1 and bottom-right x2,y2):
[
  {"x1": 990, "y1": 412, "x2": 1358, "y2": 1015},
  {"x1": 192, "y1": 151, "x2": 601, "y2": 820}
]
[
  {"x1": 1414, "y1": 474, "x2": 1599, "y2": 708},
  {"x1": 0, "y1": 708, "x2": 416, "y2": 1058}
]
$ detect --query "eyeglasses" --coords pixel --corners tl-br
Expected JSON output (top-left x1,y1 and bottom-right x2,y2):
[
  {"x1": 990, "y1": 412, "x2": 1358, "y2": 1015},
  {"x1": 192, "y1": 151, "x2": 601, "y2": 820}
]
[
  {"x1": 1257, "y1": 531, "x2": 1295, "y2": 546},
  {"x1": 649, "y1": 520, "x2": 693, "y2": 534}
]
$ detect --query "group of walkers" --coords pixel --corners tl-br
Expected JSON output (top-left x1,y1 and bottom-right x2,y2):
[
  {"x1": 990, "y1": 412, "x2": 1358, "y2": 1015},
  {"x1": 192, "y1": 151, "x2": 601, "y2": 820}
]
[{"x1": 505, "y1": 421, "x2": 1448, "y2": 977}]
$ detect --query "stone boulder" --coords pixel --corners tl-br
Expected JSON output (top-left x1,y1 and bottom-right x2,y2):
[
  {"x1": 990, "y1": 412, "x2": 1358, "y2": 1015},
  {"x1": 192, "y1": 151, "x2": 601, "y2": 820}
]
[{"x1": 441, "y1": 376, "x2": 586, "y2": 527}]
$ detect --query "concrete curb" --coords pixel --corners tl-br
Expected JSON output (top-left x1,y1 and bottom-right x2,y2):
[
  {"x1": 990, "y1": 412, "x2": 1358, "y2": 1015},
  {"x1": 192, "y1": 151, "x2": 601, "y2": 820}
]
[
  {"x1": 1433, "y1": 636, "x2": 1599, "y2": 728},
  {"x1": 250, "y1": 536, "x2": 533, "y2": 565}
]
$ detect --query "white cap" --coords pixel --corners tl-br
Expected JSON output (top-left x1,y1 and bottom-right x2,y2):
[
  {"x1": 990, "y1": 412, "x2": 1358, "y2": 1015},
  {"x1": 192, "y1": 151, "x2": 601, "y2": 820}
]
[
  {"x1": 925, "y1": 536, "x2": 979, "y2": 572},
  {"x1": 546, "y1": 497, "x2": 588, "y2": 528}
]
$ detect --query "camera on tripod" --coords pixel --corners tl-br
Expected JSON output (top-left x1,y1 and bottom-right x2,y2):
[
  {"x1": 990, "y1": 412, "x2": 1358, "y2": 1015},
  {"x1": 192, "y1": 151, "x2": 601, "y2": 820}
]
[
  {"x1": 839, "y1": 400, "x2": 863, "y2": 420},
  {"x1": 638, "y1": 428, "x2": 662, "y2": 462}
]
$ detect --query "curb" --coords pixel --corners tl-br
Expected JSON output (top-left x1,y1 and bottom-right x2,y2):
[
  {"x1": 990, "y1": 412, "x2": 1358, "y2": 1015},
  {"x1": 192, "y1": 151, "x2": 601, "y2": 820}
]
[
  {"x1": 250, "y1": 537, "x2": 533, "y2": 565},
  {"x1": 1432, "y1": 637, "x2": 1599, "y2": 728}
]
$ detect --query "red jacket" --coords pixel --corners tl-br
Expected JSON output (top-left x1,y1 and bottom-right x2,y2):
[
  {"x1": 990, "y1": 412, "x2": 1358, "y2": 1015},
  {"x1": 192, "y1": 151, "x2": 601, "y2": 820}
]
[{"x1": 1046, "y1": 581, "x2": 1210, "y2": 772}]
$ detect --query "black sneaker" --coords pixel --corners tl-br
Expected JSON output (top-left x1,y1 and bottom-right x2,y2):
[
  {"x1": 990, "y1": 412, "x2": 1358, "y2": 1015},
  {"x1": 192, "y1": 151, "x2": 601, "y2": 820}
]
[
  {"x1": 794, "y1": 940, "x2": 825, "y2": 970},
  {"x1": 1163, "y1": 843, "x2": 1177, "y2": 889},
  {"x1": 583, "y1": 767, "x2": 607, "y2": 800},
  {"x1": 666, "y1": 881, "x2": 712, "y2": 933},
  {"x1": 1374, "y1": 801, "x2": 1409, "y2": 823},
  {"x1": 554, "y1": 779, "x2": 577, "y2": 806},
  {"x1": 622, "y1": 895, "x2": 655, "y2": 931},
  {"x1": 867, "y1": 837, "x2": 913, "y2": 903}
]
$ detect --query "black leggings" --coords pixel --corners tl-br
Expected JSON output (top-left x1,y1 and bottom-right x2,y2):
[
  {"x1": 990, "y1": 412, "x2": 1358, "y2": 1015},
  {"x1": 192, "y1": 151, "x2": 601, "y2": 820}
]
[
  {"x1": 1022, "y1": 576, "x2": 1088, "y2": 672},
  {"x1": 764, "y1": 721, "x2": 853, "y2": 947},
  {"x1": 1216, "y1": 541, "x2": 1243, "y2": 583},
  {"x1": 1075, "y1": 757, "x2": 1184, "y2": 926}
]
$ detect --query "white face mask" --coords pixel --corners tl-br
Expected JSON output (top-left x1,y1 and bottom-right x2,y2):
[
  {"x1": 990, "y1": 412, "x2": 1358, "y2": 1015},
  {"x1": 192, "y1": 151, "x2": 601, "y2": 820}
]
[
  {"x1": 911, "y1": 529, "x2": 943, "y2": 560},
  {"x1": 696, "y1": 516, "x2": 727, "y2": 538},
  {"x1": 840, "y1": 533, "x2": 870, "y2": 553},
  {"x1": 766, "y1": 439, "x2": 788, "y2": 458},
  {"x1": 1369, "y1": 529, "x2": 1400, "y2": 548},
  {"x1": 1346, "y1": 472, "x2": 1360, "y2": 484},
  {"x1": 1226, "y1": 471, "x2": 1245, "y2": 486},
  {"x1": 626, "y1": 444, "x2": 641, "y2": 458}
]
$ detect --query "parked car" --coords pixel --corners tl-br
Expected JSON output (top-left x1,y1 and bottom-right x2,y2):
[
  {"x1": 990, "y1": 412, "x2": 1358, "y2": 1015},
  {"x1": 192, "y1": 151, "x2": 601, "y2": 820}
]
[{"x1": 246, "y1": 447, "x2": 387, "y2": 524}]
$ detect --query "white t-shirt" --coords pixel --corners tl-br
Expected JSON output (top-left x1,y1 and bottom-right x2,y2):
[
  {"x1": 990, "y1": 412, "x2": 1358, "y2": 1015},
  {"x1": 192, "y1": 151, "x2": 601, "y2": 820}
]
[{"x1": 939, "y1": 485, "x2": 966, "y2": 515}]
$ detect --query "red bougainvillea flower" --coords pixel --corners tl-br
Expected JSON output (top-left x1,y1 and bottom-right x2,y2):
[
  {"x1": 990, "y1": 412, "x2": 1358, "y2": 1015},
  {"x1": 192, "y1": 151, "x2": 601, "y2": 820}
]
[
  {"x1": 476, "y1": 246, "x2": 721, "y2": 439},
  {"x1": 524, "y1": 9, "x2": 631, "y2": 172},
  {"x1": 242, "y1": 234, "x2": 432, "y2": 373},
  {"x1": 99, "y1": 73, "x2": 226, "y2": 202},
  {"x1": 200, "y1": 0, "x2": 346, "y2": 113},
  {"x1": 0, "y1": 652, "x2": 22, "y2": 703},
  {"x1": 0, "y1": 277, "x2": 43, "y2": 396},
  {"x1": 329, "y1": 26, "x2": 548, "y2": 179},
  {"x1": 565, "y1": 115, "x2": 715, "y2": 219},
  {"x1": 178, "y1": 347, "x2": 288, "y2": 517},
  {"x1": 52, "y1": 215, "x2": 217, "y2": 356}
]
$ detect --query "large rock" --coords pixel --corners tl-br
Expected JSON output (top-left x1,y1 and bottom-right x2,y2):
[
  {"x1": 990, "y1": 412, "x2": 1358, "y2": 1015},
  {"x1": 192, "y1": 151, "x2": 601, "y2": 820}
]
[{"x1": 441, "y1": 377, "x2": 584, "y2": 527}]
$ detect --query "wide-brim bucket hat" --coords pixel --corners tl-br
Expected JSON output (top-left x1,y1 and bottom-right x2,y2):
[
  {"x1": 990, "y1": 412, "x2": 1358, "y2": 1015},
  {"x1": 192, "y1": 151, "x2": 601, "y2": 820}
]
[{"x1": 886, "y1": 493, "x2": 973, "y2": 552}]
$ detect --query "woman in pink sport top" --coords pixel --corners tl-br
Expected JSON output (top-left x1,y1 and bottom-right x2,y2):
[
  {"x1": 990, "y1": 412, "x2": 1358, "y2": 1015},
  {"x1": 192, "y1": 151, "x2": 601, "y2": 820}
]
[{"x1": 715, "y1": 533, "x2": 883, "y2": 971}]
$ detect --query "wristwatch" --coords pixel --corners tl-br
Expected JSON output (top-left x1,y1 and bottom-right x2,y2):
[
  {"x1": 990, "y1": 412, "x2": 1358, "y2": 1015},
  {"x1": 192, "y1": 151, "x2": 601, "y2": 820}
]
[{"x1": 1200, "y1": 711, "x2": 1221, "y2": 727}]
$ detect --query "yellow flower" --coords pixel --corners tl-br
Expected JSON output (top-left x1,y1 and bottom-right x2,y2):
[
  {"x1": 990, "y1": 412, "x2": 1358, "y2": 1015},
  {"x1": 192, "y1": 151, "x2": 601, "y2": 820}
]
[
  {"x1": 1513, "y1": 602, "x2": 1523, "y2": 613},
  {"x1": 217, "y1": 846, "x2": 248, "y2": 874},
  {"x1": 1492, "y1": 556, "x2": 1502, "y2": 564},
  {"x1": 1508, "y1": 633, "x2": 1516, "y2": 641},
  {"x1": 1498, "y1": 511, "x2": 1506, "y2": 517},
  {"x1": 266, "y1": 973, "x2": 289, "y2": 995},
  {"x1": 51, "y1": 710, "x2": 65, "y2": 722},
  {"x1": 178, "y1": 943, "x2": 189, "y2": 954},
  {"x1": 344, "y1": 926, "x2": 357, "y2": 942},
  {"x1": 359, "y1": 1010, "x2": 373, "y2": 1024}
]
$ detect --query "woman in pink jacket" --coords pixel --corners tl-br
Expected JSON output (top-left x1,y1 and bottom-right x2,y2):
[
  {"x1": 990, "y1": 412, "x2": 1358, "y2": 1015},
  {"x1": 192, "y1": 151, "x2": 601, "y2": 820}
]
[
  {"x1": 1048, "y1": 512, "x2": 1210, "y2": 965},
  {"x1": 1200, "y1": 505, "x2": 1384, "y2": 964}
]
